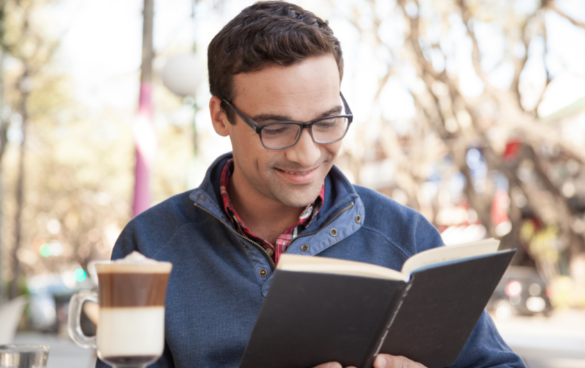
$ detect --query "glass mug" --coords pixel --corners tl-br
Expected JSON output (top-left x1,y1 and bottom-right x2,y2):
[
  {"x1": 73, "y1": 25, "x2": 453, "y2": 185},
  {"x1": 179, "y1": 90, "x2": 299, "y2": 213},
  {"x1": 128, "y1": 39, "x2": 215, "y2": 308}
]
[
  {"x1": 68, "y1": 260, "x2": 172, "y2": 368},
  {"x1": 0, "y1": 344, "x2": 49, "y2": 368}
]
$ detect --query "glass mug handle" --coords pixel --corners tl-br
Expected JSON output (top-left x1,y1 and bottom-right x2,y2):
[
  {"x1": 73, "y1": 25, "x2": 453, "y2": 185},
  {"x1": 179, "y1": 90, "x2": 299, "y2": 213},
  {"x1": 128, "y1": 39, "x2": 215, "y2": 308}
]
[{"x1": 68, "y1": 290, "x2": 98, "y2": 349}]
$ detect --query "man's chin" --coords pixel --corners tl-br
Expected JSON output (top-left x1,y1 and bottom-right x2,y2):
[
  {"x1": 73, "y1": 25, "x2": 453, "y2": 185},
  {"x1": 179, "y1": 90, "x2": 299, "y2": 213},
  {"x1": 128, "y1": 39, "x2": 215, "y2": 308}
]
[{"x1": 273, "y1": 185, "x2": 322, "y2": 208}]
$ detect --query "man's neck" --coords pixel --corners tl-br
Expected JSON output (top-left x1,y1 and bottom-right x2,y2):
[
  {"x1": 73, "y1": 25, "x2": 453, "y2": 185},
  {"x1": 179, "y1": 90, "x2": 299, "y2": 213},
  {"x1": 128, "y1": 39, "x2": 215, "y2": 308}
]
[{"x1": 227, "y1": 173, "x2": 305, "y2": 245}]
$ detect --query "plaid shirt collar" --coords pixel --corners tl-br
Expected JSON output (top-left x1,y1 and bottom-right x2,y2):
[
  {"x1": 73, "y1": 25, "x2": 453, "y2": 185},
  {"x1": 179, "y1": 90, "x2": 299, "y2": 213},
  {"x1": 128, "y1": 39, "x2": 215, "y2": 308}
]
[{"x1": 219, "y1": 159, "x2": 324, "y2": 264}]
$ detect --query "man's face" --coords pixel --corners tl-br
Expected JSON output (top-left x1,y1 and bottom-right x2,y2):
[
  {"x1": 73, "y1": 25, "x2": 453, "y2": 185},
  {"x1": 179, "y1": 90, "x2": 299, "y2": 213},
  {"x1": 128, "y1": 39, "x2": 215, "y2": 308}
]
[{"x1": 224, "y1": 54, "x2": 342, "y2": 208}]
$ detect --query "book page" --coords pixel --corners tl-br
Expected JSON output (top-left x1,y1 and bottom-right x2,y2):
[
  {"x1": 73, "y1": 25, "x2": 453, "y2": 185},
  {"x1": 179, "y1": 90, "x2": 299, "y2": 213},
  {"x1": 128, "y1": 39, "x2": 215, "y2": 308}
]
[
  {"x1": 401, "y1": 238, "x2": 500, "y2": 276},
  {"x1": 278, "y1": 254, "x2": 408, "y2": 281}
]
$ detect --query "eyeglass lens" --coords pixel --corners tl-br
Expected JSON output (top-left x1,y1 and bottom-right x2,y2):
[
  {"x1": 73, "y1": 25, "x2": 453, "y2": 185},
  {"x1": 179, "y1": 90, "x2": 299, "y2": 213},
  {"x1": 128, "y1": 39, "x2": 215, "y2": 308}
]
[{"x1": 260, "y1": 116, "x2": 350, "y2": 149}]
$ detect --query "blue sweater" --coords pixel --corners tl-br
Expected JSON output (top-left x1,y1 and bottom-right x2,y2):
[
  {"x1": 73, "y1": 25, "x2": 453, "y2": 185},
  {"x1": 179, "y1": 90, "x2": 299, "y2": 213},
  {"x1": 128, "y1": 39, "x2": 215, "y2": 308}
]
[{"x1": 97, "y1": 153, "x2": 525, "y2": 368}]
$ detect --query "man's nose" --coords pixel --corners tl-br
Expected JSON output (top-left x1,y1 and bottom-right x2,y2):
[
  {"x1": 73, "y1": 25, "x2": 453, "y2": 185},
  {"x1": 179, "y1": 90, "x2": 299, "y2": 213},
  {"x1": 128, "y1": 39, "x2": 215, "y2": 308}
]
[{"x1": 285, "y1": 128, "x2": 321, "y2": 167}]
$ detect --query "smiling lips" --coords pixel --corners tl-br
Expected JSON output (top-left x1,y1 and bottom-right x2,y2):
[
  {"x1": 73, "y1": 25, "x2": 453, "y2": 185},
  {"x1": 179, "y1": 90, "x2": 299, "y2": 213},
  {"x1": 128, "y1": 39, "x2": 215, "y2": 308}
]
[{"x1": 276, "y1": 166, "x2": 319, "y2": 184}]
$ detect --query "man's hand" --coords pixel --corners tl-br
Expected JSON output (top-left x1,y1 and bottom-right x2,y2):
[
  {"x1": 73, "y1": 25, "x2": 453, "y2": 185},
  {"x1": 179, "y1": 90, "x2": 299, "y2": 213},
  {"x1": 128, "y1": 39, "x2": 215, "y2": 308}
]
[
  {"x1": 373, "y1": 354, "x2": 427, "y2": 368},
  {"x1": 312, "y1": 363, "x2": 345, "y2": 368},
  {"x1": 313, "y1": 354, "x2": 427, "y2": 368}
]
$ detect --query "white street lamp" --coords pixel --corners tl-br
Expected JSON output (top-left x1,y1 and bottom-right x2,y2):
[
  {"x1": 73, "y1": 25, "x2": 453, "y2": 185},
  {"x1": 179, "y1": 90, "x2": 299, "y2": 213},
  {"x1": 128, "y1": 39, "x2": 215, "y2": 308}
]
[{"x1": 161, "y1": 53, "x2": 204, "y2": 97}]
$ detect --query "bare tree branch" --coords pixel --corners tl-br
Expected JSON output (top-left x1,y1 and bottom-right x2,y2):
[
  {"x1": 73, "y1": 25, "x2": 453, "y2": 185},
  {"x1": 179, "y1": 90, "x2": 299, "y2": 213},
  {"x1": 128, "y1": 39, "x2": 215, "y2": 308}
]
[
  {"x1": 397, "y1": 0, "x2": 444, "y2": 81},
  {"x1": 457, "y1": 0, "x2": 493, "y2": 92},
  {"x1": 0, "y1": 118, "x2": 8, "y2": 160},
  {"x1": 548, "y1": 1, "x2": 585, "y2": 29},
  {"x1": 509, "y1": 15, "x2": 539, "y2": 112},
  {"x1": 507, "y1": 114, "x2": 585, "y2": 165},
  {"x1": 529, "y1": 16, "x2": 552, "y2": 115}
]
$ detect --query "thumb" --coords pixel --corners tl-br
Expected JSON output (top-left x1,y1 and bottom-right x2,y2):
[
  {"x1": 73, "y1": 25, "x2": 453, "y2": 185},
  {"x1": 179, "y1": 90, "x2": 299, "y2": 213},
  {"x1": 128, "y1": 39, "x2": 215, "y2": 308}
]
[
  {"x1": 313, "y1": 363, "x2": 342, "y2": 368},
  {"x1": 374, "y1": 354, "x2": 427, "y2": 368}
]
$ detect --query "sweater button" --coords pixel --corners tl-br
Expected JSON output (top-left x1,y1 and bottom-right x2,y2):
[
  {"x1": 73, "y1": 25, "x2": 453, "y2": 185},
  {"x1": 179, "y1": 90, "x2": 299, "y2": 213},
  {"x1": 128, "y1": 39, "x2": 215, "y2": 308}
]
[
  {"x1": 300, "y1": 244, "x2": 309, "y2": 252},
  {"x1": 259, "y1": 269, "x2": 268, "y2": 277},
  {"x1": 329, "y1": 228, "x2": 338, "y2": 237},
  {"x1": 355, "y1": 215, "x2": 362, "y2": 223}
]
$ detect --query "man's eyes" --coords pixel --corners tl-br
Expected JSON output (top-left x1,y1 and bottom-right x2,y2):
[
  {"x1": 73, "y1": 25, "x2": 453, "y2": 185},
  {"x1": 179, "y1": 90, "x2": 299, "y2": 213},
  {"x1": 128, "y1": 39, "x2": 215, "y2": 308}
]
[
  {"x1": 315, "y1": 119, "x2": 336, "y2": 125},
  {"x1": 314, "y1": 119, "x2": 339, "y2": 129},
  {"x1": 262, "y1": 124, "x2": 297, "y2": 135},
  {"x1": 261, "y1": 117, "x2": 341, "y2": 134}
]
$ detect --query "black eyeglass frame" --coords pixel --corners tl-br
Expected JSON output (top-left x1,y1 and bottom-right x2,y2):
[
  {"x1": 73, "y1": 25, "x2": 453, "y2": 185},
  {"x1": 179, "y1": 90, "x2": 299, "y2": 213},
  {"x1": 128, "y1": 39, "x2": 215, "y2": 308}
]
[{"x1": 222, "y1": 92, "x2": 353, "y2": 150}]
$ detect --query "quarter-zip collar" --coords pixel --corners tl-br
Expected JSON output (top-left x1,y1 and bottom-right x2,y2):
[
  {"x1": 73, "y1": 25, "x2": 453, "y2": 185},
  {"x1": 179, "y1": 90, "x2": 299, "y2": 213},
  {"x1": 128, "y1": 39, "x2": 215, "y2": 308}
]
[
  {"x1": 188, "y1": 152, "x2": 365, "y2": 292},
  {"x1": 190, "y1": 153, "x2": 231, "y2": 221}
]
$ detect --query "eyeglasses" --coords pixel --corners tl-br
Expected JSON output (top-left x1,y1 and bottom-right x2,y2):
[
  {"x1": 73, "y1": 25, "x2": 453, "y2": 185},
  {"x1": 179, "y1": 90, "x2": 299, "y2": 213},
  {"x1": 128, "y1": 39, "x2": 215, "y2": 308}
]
[{"x1": 222, "y1": 93, "x2": 353, "y2": 150}]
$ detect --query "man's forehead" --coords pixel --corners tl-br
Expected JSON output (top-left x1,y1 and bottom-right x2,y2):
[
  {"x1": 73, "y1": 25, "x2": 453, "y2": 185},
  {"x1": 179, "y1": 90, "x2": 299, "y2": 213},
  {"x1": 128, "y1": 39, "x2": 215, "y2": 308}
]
[{"x1": 231, "y1": 55, "x2": 340, "y2": 115}]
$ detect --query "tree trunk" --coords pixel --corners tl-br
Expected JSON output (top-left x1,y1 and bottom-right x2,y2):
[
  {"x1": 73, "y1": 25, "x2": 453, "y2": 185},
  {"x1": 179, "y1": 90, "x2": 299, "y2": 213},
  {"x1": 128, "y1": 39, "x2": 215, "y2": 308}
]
[
  {"x1": 140, "y1": 0, "x2": 153, "y2": 86},
  {"x1": 0, "y1": 0, "x2": 7, "y2": 303},
  {"x1": 132, "y1": 0, "x2": 155, "y2": 217},
  {"x1": 9, "y1": 68, "x2": 29, "y2": 299}
]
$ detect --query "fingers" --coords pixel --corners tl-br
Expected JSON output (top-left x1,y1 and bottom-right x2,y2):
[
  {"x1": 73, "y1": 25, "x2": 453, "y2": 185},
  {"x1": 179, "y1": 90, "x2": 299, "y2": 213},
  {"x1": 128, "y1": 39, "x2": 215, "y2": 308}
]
[
  {"x1": 312, "y1": 356, "x2": 426, "y2": 368},
  {"x1": 313, "y1": 362, "x2": 342, "y2": 368},
  {"x1": 373, "y1": 354, "x2": 428, "y2": 368}
]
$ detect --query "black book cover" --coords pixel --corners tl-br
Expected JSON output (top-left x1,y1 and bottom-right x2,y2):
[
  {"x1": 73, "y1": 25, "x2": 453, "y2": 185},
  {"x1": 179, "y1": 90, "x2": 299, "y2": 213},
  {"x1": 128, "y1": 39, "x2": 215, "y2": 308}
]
[
  {"x1": 239, "y1": 250, "x2": 515, "y2": 368},
  {"x1": 373, "y1": 250, "x2": 515, "y2": 368},
  {"x1": 240, "y1": 272, "x2": 405, "y2": 368}
]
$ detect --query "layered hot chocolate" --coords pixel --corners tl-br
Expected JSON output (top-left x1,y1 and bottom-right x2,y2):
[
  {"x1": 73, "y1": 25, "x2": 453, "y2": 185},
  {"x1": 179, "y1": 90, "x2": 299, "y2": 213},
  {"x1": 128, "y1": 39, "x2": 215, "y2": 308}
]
[{"x1": 95, "y1": 252, "x2": 172, "y2": 366}]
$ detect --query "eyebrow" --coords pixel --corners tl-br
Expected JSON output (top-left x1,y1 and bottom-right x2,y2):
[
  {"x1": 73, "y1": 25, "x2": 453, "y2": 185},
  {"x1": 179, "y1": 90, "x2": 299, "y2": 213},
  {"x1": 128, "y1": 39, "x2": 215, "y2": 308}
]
[{"x1": 251, "y1": 105, "x2": 343, "y2": 124}]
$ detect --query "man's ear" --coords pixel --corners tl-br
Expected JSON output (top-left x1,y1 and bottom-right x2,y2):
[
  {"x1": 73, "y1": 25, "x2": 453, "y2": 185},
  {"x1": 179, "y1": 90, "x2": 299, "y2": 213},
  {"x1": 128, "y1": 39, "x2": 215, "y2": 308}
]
[{"x1": 209, "y1": 96, "x2": 232, "y2": 137}]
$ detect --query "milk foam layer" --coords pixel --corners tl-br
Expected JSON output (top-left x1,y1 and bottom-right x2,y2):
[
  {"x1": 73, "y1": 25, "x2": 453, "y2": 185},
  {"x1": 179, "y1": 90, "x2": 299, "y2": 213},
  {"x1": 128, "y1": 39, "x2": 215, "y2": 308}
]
[
  {"x1": 97, "y1": 307, "x2": 165, "y2": 358},
  {"x1": 96, "y1": 252, "x2": 172, "y2": 273},
  {"x1": 114, "y1": 251, "x2": 160, "y2": 264}
]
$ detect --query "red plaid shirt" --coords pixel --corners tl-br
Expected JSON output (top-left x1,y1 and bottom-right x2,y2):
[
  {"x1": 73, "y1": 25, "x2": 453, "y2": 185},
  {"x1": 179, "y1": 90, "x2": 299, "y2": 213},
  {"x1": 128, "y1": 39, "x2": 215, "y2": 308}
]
[{"x1": 220, "y1": 159, "x2": 324, "y2": 264}]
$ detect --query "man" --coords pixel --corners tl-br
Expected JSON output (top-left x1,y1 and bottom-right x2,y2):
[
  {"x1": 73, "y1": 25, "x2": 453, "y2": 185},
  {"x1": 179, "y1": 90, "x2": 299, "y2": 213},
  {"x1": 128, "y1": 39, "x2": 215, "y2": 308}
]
[{"x1": 98, "y1": 2, "x2": 525, "y2": 367}]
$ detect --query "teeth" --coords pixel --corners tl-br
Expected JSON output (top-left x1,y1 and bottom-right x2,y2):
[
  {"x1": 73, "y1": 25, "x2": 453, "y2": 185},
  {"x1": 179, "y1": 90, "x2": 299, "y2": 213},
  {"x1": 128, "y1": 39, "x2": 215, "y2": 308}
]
[{"x1": 282, "y1": 169, "x2": 310, "y2": 175}]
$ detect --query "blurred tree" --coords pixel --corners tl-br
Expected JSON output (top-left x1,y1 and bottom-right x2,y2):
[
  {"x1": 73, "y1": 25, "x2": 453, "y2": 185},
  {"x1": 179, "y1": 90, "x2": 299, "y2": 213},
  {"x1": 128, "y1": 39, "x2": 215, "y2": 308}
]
[
  {"x1": 0, "y1": 0, "x2": 136, "y2": 300},
  {"x1": 337, "y1": 0, "x2": 585, "y2": 288},
  {"x1": 132, "y1": 0, "x2": 155, "y2": 217},
  {"x1": 0, "y1": 0, "x2": 9, "y2": 302},
  {"x1": 1, "y1": 0, "x2": 63, "y2": 299},
  {"x1": 0, "y1": 0, "x2": 205, "y2": 303}
]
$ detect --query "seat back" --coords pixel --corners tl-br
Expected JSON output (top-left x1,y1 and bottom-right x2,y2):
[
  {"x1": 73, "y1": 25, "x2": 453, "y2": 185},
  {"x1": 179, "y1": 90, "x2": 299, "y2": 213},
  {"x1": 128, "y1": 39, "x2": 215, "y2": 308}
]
[{"x1": 0, "y1": 296, "x2": 28, "y2": 344}]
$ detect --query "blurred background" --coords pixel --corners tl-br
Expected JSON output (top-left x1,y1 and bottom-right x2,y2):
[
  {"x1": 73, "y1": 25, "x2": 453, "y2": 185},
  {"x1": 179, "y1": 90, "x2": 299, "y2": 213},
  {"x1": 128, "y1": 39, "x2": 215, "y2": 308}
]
[{"x1": 0, "y1": 0, "x2": 584, "y2": 367}]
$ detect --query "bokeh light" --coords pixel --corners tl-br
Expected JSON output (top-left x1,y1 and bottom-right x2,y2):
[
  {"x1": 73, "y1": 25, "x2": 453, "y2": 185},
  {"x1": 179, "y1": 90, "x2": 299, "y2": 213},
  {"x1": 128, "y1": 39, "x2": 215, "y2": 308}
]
[
  {"x1": 74, "y1": 268, "x2": 87, "y2": 283},
  {"x1": 39, "y1": 243, "x2": 52, "y2": 258}
]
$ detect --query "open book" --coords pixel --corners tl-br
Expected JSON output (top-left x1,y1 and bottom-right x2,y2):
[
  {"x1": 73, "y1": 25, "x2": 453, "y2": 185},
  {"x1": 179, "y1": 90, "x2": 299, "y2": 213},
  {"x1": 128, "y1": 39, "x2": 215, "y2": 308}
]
[{"x1": 239, "y1": 239, "x2": 515, "y2": 368}]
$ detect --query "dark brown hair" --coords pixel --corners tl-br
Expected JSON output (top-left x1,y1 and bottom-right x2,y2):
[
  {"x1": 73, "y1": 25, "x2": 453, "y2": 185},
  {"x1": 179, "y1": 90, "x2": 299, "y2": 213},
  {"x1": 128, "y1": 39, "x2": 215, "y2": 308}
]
[{"x1": 207, "y1": 1, "x2": 344, "y2": 123}]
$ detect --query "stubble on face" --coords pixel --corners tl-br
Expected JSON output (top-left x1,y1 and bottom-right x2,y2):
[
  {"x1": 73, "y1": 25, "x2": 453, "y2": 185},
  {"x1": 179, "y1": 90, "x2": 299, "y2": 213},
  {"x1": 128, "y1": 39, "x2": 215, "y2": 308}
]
[
  {"x1": 228, "y1": 54, "x2": 343, "y2": 210},
  {"x1": 254, "y1": 151, "x2": 335, "y2": 208}
]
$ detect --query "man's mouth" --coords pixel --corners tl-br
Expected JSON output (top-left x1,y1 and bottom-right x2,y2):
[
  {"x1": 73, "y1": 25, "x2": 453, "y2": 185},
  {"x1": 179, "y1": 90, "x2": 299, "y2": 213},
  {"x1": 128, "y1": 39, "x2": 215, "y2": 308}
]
[
  {"x1": 275, "y1": 166, "x2": 320, "y2": 184},
  {"x1": 278, "y1": 169, "x2": 315, "y2": 175}
]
